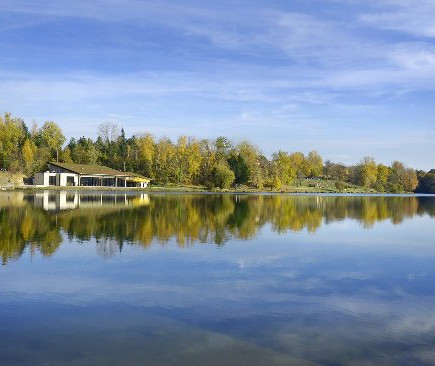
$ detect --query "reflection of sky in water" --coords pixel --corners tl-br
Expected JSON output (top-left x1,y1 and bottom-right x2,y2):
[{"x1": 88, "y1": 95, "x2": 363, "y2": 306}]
[{"x1": 1, "y1": 194, "x2": 435, "y2": 365}]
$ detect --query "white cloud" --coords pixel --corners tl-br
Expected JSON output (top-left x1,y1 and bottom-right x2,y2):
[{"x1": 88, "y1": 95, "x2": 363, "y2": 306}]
[{"x1": 360, "y1": 0, "x2": 435, "y2": 37}]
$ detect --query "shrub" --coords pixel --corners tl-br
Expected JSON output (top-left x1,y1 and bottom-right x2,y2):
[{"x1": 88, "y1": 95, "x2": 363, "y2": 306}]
[
  {"x1": 213, "y1": 163, "x2": 235, "y2": 189},
  {"x1": 335, "y1": 181, "x2": 346, "y2": 192},
  {"x1": 385, "y1": 182, "x2": 402, "y2": 193}
]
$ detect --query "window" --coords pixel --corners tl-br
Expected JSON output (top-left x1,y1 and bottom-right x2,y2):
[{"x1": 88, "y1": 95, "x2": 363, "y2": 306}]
[
  {"x1": 49, "y1": 176, "x2": 56, "y2": 186},
  {"x1": 66, "y1": 176, "x2": 75, "y2": 186}
]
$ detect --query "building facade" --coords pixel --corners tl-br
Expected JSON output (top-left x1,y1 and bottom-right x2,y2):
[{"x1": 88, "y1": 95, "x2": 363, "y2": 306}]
[{"x1": 34, "y1": 162, "x2": 150, "y2": 188}]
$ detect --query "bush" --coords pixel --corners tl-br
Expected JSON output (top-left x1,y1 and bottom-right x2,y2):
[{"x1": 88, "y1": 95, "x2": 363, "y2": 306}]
[
  {"x1": 385, "y1": 182, "x2": 402, "y2": 193},
  {"x1": 373, "y1": 181, "x2": 385, "y2": 193},
  {"x1": 270, "y1": 175, "x2": 282, "y2": 190},
  {"x1": 335, "y1": 181, "x2": 346, "y2": 192},
  {"x1": 213, "y1": 163, "x2": 235, "y2": 189}
]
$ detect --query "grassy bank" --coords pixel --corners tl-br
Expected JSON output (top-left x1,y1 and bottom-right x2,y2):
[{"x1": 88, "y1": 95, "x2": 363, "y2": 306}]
[
  {"x1": 1, "y1": 179, "x2": 378, "y2": 194},
  {"x1": 0, "y1": 172, "x2": 25, "y2": 188}
]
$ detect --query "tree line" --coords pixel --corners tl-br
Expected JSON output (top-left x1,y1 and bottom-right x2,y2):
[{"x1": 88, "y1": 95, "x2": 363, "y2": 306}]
[{"x1": 0, "y1": 112, "x2": 433, "y2": 192}]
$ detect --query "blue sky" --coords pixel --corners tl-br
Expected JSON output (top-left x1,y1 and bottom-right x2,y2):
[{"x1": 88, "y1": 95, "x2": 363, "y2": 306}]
[{"x1": 0, "y1": 0, "x2": 434, "y2": 169}]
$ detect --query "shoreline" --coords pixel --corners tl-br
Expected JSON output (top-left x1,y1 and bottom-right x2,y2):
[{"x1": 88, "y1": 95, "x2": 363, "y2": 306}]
[{"x1": 0, "y1": 185, "x2": 424, "y2": 195}]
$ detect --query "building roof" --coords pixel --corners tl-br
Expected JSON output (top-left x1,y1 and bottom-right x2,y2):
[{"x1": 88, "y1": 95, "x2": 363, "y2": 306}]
[{"x1": 49, "y1": 162, "x2": 150, "y2": 181}]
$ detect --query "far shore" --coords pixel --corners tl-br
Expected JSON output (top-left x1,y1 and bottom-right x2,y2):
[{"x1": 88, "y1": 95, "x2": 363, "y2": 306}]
[{"x1": 0, "y1": 184, "x2": 422, "y2": 195}]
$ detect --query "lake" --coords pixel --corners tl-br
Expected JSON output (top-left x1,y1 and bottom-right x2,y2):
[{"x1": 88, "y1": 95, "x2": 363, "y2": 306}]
[{"x1": 1, "y1": 191, "x2": 435, "y2": 365}]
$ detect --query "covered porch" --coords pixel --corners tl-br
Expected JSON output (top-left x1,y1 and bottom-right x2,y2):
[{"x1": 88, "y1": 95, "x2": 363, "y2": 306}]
[{"x1": 78, "y1": 175, "x2": 149, "y2": 188}]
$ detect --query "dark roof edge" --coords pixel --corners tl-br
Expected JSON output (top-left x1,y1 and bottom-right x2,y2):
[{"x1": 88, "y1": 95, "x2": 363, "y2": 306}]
[{"x1": 48, "y1": 161, "x2": 78, "y2": 174}]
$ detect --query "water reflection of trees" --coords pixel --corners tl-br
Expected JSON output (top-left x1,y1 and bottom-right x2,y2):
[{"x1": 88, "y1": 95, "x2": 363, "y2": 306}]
[{"x1": 1, "y1": 194, "x2": 434, "y2": 264}]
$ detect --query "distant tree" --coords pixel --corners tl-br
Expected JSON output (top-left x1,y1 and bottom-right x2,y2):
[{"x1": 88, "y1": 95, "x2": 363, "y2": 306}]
[
  {"x1": 335, "y1": 181, "x2": 346, "y2": 192},
  {"x1": 289, "y1": 152, "x2": 308, "y2": 180},
  {"x1": 213, "y1": 163, "x2": 235, "y2": 189},
  {"x1": 227, "y1": 154, "x2": 249, "y2": 185},
  {"x1": 272, "y1": 151, "x2": 296, "y2": 185},
  {"x1": 270, "y1": 175, "x2": 282, "y2": 190},
  {"x1": 198, "y1": 139, "x2": 217, "y2": 187},
  {"x1": 135, "y1": 133, "x2": 155, "y2": 178},
  {"x1": 117, "y1": 128, "x2": 128, "y2": 170},
  {"x1": 389, "y1": 161, "x2": 406, "y2": 188},
  {"x1": 307, "y1": 150, "x2": 323, "y2": 178},
  {"x1": 185, "y1": 137, "x2": 202, "y2": 183},
  {"x1": 153, "y1": 138, "x2": 176, "y2": 185},
  {"x1": 359, "y1": 157, "x2": 377, "y2": 187},
  {"x1": 416, "y1": 171, "x2": 435, "y2": 193},
  {"x1": 377, "y1": 164, "x2": 390, "y2": 186},
  {"x1": 59, "y1": 147, "x2": 73, "y2": 163},
  {"x1": 214, "y1": 136, "x2": 232, "y2": 162},
  {"x1": 98, "y1": 122, "x2": 120, "y2": 143},
  {"x1": 0, "y1": 113, "x2": 26, "y2": 170},
  {"x1": 402, "y1": 168, "x2": 418, "y2": 192},
  {"x1": 325, "y1": 161, "x2": 349, "y2": 182},
  {"x1": 21, "y1": 139, "x2": 37, "y2": 175},
  {"x1": 236, "y1": 141, "x2": 264, "y2": 188},
  {"x1": 37, "y1": 121, "x2": 66, "y2": 162},
  {"x1": 71, "y1": 137, "x2": 99, "y2": 164}
]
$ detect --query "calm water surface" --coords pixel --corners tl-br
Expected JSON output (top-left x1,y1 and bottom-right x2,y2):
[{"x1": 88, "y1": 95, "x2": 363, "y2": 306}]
[{"x1": 1, "y1": 191, "x2": 435, "y2": 365}]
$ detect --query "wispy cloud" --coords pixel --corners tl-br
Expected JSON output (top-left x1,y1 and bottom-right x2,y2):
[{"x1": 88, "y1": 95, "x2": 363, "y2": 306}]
[
  {"x1": 359, "y1": 0, "x2": 435, "y2": 37},
  {"x1": 1, "y1": 0, "x2": 434, "y2": 168}
]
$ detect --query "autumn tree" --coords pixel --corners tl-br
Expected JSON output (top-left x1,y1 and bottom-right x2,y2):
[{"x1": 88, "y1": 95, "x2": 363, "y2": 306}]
[
  {"x1": 213, "y1": 163, "x2": 235, "y2": 189},
  {"x1": 307, "y1": 150, "x2": 323, "y2": 178},
  {"x1": 289, "y1": 152, "x2": 308, "y2": 182},
  {"x1": 135, "y1": 133, "x2": 155, "y2": 178},
  {"x1": 70, "y1": 137, "x2": 99, "y2": 164},
  {"x1": 272, "y1": 151, "x2": 296, "y2": 185},
  {"x1": 37, "y1": 121, "x2": 66, "y2": 162},
  {"x1": 21, "y1": 139, "x2": 37, "y2": 175},
  {"x1": 0, "y1": 113, "x2": 26, "y2": 170},
  {"x1": 237, "y1": 141, "x2": 264, "y2": 188},
  {"x1": 402, "y1": 168, "x2": 418, "y2": 192},
  {"x1": 358, "y1": 157, "x2": 377, "y2": 187},
  {"x1": 377, "y1": 164, "x2": 390, "y2": 186},
  {"x1": 154, "y1": 138, "x2": 176, "y2": 185}
]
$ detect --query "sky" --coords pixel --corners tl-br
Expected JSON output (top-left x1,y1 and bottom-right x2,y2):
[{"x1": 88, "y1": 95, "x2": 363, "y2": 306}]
[{"x1": 0, "y1": 0, "x2": 434, "y2": 170}]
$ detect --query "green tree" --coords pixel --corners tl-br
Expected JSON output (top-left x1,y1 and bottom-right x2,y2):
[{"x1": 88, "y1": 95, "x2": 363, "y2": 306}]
[
  {"x1": 37, "y1": 121, "x2": 66, "y2": 162},
  {"x1": 21, "y1": 139, "x2": 37, "y2": 175},
  {"x1": 236, "y1": 141, "x2": 264, "y2": 188},
  {"x1": 227, "y1": 154, "x2": 249, "y2": 185},
  {"x1": 335, "y1": 181, "x2": 346, "y2": 192},
  {"x1": 135, "y1": 133, "x2": 155, "y2": 178},
  {"x1": 416, "y1": 171, "x2": 435, "y2": 193},
  {"x1": 402, "y1": 168, "x2": 418, "y2": 192},
  {"x1": 389, "y1": 161, "x2": 406, "y2": 188},
  {"x1": 359, "y1": 157, "x2": 377, "y2": 187},
  {"x1": 153, "y1": 138, "x2": 176, "y2": 185},
  {"x1": 307, "y1": 150, "x2": 323, "y2": 178},
  {"x1": 215, "y1": 136, "x2": 232, "y2": 162},
  {"x1": 0, "y1": 113, "x2": 26, "y2": 170},
  {"x1": 377, "y1": 164, "x2": 390, "y2": 186},
  {"x1": 213, "y1": 163, "x2": 235, "y2": 189},
  {"x1": 289, "y1": 152, "x2": 308, "y2": 182},
  {"x1": 71, "y1": 137, "x2": 99, "y2": 164},
  {"x1": 272, "y1": 151, "x2": 296, "y2": 185}
]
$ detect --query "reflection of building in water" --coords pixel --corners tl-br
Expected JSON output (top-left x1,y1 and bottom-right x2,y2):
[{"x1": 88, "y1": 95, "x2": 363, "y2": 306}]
[{"x1": 33, "y1": 191, "x2": 150, "y2": 211}]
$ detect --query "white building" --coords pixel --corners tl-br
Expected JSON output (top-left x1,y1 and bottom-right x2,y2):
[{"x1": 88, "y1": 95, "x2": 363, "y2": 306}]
[{"x1": 34, "y1": 162, "x2": 150, "y2": 188}]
